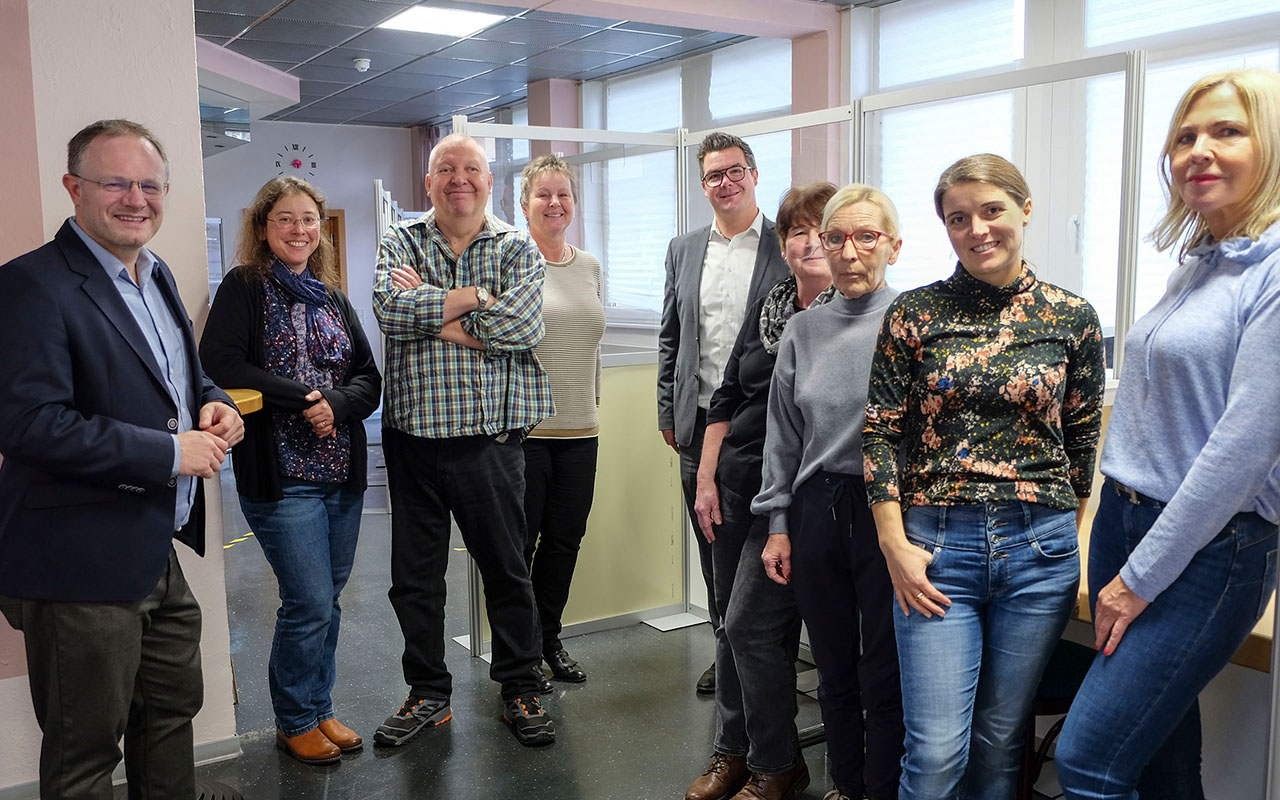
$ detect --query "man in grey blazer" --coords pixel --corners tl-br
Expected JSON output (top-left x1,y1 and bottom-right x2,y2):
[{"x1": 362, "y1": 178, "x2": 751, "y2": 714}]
[{"x1": 656, "y1": 132, "x2": 788, "y2": 697}]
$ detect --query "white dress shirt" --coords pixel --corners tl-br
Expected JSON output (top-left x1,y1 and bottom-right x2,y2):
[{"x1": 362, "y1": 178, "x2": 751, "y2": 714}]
[{"x1": 697, "y1": 210, "x2": 763, "y2": 409}]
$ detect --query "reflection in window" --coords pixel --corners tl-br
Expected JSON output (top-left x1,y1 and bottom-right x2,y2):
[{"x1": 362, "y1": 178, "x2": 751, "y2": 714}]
[{"x1": 605, "y1": 149, "x2": 677, "y2": 320}]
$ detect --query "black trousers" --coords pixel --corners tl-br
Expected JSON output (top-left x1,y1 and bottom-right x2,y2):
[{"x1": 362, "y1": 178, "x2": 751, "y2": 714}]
[
  {"x1": 678, "y1": 408, "x2": 720, "y2": 630},
  {"x1": 383, "y1": 427, "x2": 542, "y2": 701},
  {"x1": 0, "y1": 549, "x2": 202, "y2": 800},
  {"x1": 791, "y1": 471, "x2": 904, "y2": 800},
  {"x1": 522, "y1": 436, "x2": 599, "y2": 653}
]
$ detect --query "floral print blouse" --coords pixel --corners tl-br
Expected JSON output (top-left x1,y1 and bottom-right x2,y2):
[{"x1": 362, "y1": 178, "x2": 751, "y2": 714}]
[{"x1": 863, "y1": 263, "x2": 1105, "y2": 510}]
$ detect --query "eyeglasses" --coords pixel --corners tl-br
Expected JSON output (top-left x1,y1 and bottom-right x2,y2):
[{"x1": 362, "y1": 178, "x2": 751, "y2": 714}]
[
  {"x1": 72, "y1": 175, "x2": 166, "y2": 196},
  {"x1": 267, "y1": 214, "x2": 322, "y2": 229},
  {"x1": 819, "y1": 229, "x2": 891, "y2": 252},
  {"x1": 701, "y1": 164, "x2": 751, "y2": 188}
]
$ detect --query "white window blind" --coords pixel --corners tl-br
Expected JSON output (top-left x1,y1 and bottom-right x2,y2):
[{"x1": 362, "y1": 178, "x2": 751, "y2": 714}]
[
  {"x1": 878, "y1": 0, "x2": 1023, "y2": 89},
  {"x1": 603, "y1": 68, "x2": 681, "y2": 322},
  {"x1": 1085, "y1": 0, "x2": 1280, "y2": 48},
  {"x1": 745, "y1": 131, "x2": 793, "y2": 218},
  {"x1": 1081, "y1": 49, "x2": 1279, "y2": 330},
  {"x1": 872, "y1": 92, "x2": 1015, "y2": 292},
  {"x1": 709, "y1": 38, "x2": 791, "y2": 119}
]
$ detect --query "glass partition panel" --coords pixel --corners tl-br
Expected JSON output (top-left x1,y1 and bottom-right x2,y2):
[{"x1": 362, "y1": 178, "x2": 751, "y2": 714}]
[{"x1": 476, "y1": 135, "x2": 677, "y2": 332}]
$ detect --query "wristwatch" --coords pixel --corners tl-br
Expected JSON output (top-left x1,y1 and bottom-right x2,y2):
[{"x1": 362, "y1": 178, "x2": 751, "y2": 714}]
[{"x1": 475, "y1": 285, "x2": 491, "y2": 309}]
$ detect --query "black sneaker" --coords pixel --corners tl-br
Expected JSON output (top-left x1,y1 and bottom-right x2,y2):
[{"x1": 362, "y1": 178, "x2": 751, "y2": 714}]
[
  {"x1": 373, "y1": 694, "x2": 452, "y2": 747},
  {"x1": 502, "y1": 695, "x2": 555, "y2": 747}
]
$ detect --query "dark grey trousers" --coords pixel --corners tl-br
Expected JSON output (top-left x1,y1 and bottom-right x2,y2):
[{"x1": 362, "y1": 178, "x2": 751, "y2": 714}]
[{"x1": 0, "y1": 549, "x2": 203, "y2": 800}]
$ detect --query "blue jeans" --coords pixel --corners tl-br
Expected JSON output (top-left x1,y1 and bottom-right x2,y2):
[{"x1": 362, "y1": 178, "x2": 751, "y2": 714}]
[
  {"x1": 239, "y1": 479, "x2": 363, "y2": 736},
  {"x1": 712, "y1": 485, "x2": 802, "y2": 774},
  {"x1": 896, "y1": 501, "x2": 1080, "y2": 800},
  {"x1": 1056, "y1": 481, "x2": 1278, "y2": 800}
]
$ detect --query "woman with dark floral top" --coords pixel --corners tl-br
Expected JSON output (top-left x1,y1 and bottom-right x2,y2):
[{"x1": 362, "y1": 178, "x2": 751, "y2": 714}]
[{"x1": 862, "y1": 154, "x2": 1105, "y2": 799}]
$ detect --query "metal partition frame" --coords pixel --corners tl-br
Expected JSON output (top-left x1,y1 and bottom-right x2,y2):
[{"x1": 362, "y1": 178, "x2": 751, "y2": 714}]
[{"x1": 859, "y1": 51, "x2": 1143, "y2": 378}]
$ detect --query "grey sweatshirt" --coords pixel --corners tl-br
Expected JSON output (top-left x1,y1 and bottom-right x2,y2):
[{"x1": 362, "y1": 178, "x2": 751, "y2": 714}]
[{"x1": 752, "y1": 286, "x2": 899, "y2": 534}]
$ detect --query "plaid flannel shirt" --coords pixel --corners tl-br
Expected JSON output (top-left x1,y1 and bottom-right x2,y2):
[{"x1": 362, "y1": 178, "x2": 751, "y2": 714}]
[{"x1": 373, "y1": 210, "x2": 553, "y2": 438}]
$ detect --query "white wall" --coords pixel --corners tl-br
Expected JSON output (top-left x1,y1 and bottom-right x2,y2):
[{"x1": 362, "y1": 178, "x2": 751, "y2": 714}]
[
  {"x1": 202, "y1": 120, "x2": 414, "y2": 366},
  {"x1": 0, "y1": 0, "x2": 240, "y2": 794}
]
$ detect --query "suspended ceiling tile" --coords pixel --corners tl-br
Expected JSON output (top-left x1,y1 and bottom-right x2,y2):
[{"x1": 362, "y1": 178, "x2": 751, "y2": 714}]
[
  {"x1": 571, "y1": 28, "x2": 679, "y2": 56},
  {"x1": 349, "y1": 109, "x2": 428, "y2": 125},
  {"x1": 288, "y1": 62, "x2": 377, "y2": 82},
  {"x1": 195, "y1": 11, "x2": 256, "y2": 38},
  {"x1": 442, "y1": 73, "x2": 526, "y2": 96},
  {"x1": 363, "y1": 70, "x2": 458, "y2": 91},
  {"x1": 518, "y1": 49, "x2": 622, "y2": 74},
  {"x1": 394, "y1": 56, "x2": 496, "y2": 78},
  {"x1": 480, "y1": 18, "x2": 594, "y2": 48},
  {"x1": 343, "y1": 27, "x2": 460, "y2": 56},
  {"x1": 274, "y1": 0, "x2": 409, "y2": 27},
  {"x1": 570, "y1": 54, "x2": 660, "y2": 81},
  {"x1": 238, "y1": 17, "x2": 363, "y2": 47},
  {"x1": 336, "y1": 81, "x2": 432, "y2": 101},
  {"x1": 194, "y1": 0, "x2": 281, "y2": 16},
  {"x1": 279, "y1": 107, "x2": 366, "y2": 123},
  {"x1": 302, "y1": 95, "x2": 395, "y2": 112},
  {"x1": 523, "y1": 10, "x2": 622, "y2": 28},
  {"x1": 226, "y1": 39, "x2": 330, "y2": 64},
  {"x1": 614, "y1": 21, "x2": 707, "y2": 38},
  {"x1": 434, "y1": 38, "x2": 544, "y2": 63},
  {"x1": 199, "y1": 35, "x2": 232, "y2": 46},
  {"x1": 307, "y1": 47, "x2": 418, "y2": 72}
]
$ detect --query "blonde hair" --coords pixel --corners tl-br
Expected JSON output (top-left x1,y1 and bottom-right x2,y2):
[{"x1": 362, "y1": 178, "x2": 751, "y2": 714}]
[
  {"x1": 1151, "y1": 69, "x2": 1280, "y2": 260},
  {"x1": 821, "y1": 183, "x2": 901, "y2": 238},
  {"x1": 933, "y1": 154, "x2": 1030, "y2": 220},
  {"x1": 519, "y1": 154, "x2": 578, "y2": 208},
  {"x1": 234, "y1": 177, "x2": 338, "y2": 288}
]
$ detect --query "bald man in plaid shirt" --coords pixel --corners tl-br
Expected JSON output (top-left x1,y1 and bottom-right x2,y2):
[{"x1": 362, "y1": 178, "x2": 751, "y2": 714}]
[{"x1": 372, "y1": 134, "x2": 556, "y2": 748}]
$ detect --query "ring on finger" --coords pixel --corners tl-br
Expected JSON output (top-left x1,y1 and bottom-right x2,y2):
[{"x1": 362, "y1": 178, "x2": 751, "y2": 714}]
[{"x1": 915, "y1": 591, "x2": 925, "y2": 600}]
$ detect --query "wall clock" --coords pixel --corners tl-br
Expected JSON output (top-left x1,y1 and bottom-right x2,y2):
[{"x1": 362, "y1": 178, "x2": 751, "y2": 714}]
[{"x1": 275, "y1": 143, "x2": 317, "y2": 178}]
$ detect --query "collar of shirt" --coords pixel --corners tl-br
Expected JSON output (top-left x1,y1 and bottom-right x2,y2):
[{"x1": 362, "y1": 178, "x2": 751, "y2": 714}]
[
  {"x1": 417, "y1": 208, "x2": 515, "y2": 262},
  {"x1": 708, "y1": 209, "x2": 764, "y2": 244},
  {"x1": 68, "y1": 217, "x2": 158, "y2": 288}
]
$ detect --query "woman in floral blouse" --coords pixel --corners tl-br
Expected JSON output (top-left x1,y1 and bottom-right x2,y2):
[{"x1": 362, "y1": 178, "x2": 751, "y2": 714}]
[{"x1": 862, "y1": 154, "x2": 1105, "y2": 798}]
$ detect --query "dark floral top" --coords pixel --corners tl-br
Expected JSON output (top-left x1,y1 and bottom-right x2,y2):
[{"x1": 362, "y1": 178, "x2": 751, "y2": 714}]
[
  {"x1": 262, "y1": 276, "x2": 352, "y2": 484},
  {"x1": 863, "y1": 263, "x2": 1105, "y2": 510}
]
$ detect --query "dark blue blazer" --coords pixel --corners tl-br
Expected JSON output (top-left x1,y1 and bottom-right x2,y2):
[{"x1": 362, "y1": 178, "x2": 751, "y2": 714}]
[{"x1": 0, "y1": 221, "x2": 232, "y2": 602}]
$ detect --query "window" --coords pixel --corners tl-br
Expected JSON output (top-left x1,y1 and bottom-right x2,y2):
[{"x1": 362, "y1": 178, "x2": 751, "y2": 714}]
[
  {"x1": 869, "y1": 92, "x2": 1015, "y2": 292},
  {"x1": 606, "y1": 67, "x2": 681, "y2": 132},
  {"x1": 878, "y1": 0, "x2": 1024, "y2": 89},
  {"x1": 1081, "y1": 48, "x2": 1279, "y2": 330},
  {"x1": 1085, "y1": 0, "x2": 1280, "y2": 48},
  {"x1": 709, "y1": 38, "x2": 791, "y2": 119}
]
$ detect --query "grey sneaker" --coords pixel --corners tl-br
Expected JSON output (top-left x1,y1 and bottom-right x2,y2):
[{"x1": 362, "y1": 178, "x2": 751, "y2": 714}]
[
  {"x1": 502, "y1": 695, "x2": 555, "y2": 747},
  {"x1": 373, "y1": 694, "x2": 452, "y2": 747}
]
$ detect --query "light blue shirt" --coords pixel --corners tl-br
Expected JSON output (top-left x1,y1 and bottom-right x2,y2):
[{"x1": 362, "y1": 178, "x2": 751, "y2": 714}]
[
  {"x1": 1102, "y1": 220, "x2": 1280, "y2": 601},
  {"x1": 69, "y1": 218, "x2": 196, "y2": 531}
]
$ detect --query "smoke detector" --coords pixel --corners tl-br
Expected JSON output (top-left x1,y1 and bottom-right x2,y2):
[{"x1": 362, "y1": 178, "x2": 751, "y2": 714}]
[{"x1": 353, "y1": 57, "x2": 371, "y2": 72}]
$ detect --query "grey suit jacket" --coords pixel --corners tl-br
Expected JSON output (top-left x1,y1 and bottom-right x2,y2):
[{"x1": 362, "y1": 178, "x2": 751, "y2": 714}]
[{"x1": 657, "y1": 217, "x2": 789, "y2": 447}]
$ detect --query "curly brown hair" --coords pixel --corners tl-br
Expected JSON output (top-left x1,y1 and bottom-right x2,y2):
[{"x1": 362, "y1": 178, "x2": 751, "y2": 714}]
[{"x1": 234, "y1": 177, "x2": 337, "y2": 287}]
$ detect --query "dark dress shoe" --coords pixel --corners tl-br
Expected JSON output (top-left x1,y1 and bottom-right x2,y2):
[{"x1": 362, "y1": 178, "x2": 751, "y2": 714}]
[
  {"x1": 730, "y1": 760, "x2": 810, "y2": 800},
  {"x1": 545, "y1": 648, "x2": 587, "y2": 683},
  {"x1": 317, "y1": 718, "x2": 363, "y2": 753},
  {"x1": 531, "y1": 664, "x2": 553, "y2": 694},
  {"x1": 276, "y1": 728, "x2": 341, "y2": 765},
  {"x1": 696, "y1": 662, "x2": 716, "y2": 695},
  {"x1": 685, "y1": 752, "x2": 749, "y2": 800}
]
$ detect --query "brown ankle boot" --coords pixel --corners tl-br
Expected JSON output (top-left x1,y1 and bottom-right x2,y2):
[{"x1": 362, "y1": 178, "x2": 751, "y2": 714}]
[
  {"x1": 318, "y1": 718, "x2": 363, "y2": 753},
  {"x1": 276, "y1": 728, "x2": 341, "y2": 765},
  {"x1": 685, "y1": 752, "x2": 749, "y2": 800}
]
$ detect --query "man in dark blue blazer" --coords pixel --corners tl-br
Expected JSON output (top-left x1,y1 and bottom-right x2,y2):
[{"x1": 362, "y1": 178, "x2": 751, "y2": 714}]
[
  {"x1": 0, "y1": 119, "x2": 243, "y2": 799},
  {"x1": 656, "y1": 132, "x2": 789, "y2": 706}
]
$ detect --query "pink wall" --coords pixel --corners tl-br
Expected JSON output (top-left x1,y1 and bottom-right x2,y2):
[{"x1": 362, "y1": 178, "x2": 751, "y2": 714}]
[{"x1": 0, "y1": 0, "x2": 45, "y2": 264}]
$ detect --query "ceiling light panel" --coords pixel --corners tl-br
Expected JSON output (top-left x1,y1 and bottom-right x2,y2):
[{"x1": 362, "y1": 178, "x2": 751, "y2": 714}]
[{"x1": 378, "y1": 6, "x2": 506, "y2": 37}]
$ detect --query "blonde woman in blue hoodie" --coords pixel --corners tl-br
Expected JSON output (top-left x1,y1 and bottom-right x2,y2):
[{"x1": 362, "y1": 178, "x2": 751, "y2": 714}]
[{"x1": 1057, "y1": 68, "x2": 1280, "y2": 799}]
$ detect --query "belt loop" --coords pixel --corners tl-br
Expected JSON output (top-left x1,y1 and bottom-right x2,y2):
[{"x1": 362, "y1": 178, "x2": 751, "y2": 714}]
[
  {"x1": 936, "y1": 504, "x2": 946, "y2": 546},
  {"x1": 1021, "y1": 500, "x2": 1032, "y2": 529}
]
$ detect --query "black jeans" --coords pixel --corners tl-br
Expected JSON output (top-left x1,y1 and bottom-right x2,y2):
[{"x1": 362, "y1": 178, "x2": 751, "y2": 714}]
[
  {"x1": 679, "y1": 408, "x2": 720, "y2": 630},
  {"x1": 522, "y1": 436, "x2": 599, "y2": 653},
  {"x1": 792, "y1": 471, "x2": 904, "y2": 800},
  {"x1": 0, "y1": 549, "x2": 202, "y2": 800},
  {"x1": 383, "y1": 426, "x2": 542, "y2": 701},
  {"x1": 713, "y1": 485, "x2": 802, "y2": 773}
]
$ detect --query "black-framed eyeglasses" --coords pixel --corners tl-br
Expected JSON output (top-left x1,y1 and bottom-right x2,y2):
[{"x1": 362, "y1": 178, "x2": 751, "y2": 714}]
[
  {"x1": 701, "y1": 164, "x2": 751, "y2": 188},
  {"x1": 819, "y1": 229, "x2": 891, "y2": 252},
  {"x1": 71, "y1": 174, "x2": 166, "y2": 197}
]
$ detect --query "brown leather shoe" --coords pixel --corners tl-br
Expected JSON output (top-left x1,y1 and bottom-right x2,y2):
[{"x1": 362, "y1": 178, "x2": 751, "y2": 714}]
[
  {"x1": 685, "y1": 752, "x2": 749, "y2": 800},
  {"x1": 318, "y1": 718, "x2": 364, "y2": 753},
  {"x1": 730, "y1": 759, "x2": 811, "y2": 800},
  {"x1": 276, "y1": 728, "x2": 341, "y2": 765}
]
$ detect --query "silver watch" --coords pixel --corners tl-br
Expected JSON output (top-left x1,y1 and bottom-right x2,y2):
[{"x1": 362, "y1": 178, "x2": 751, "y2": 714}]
[{"x1": 475, "y1": 285, "x2": 491, "y2": 308}]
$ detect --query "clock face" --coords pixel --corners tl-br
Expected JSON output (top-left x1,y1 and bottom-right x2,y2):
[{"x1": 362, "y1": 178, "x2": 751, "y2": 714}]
[{"x1": 275, "y1": 143, "x2": 317, "y2": 178}]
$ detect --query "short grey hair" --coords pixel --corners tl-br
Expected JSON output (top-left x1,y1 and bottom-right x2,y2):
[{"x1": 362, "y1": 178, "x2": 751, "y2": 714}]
[{"x1": 520, "y1": 154, "x2": 578, "y2": 208}]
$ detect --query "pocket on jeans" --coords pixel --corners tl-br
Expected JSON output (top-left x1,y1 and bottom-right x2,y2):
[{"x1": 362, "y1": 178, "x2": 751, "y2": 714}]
[
  {"x1": 902, "y1": 508, "x2": 941, "y2": 568},
  {"x1": 1030, "y1": 511, "x2": 1079, "y2": 560},
  {"x1": 1257, "y1": 549, "x2": 1278, "y2": 620}
]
